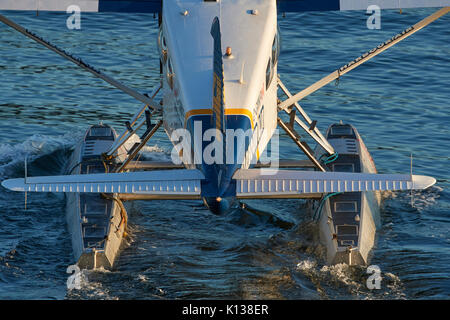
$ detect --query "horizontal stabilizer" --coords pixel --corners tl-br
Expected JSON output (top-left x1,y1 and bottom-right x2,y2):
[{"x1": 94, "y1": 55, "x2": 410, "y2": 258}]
[
  {"x1": 233, "y1": 169, "x2": 436, "y2": 198},
  {"x1": 1, "y1": 169, "x2": 204, "y2": 195}
]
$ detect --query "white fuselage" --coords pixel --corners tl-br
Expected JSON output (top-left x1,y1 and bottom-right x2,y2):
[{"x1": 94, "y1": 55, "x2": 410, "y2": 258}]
[
  {"x1": 157, "y1": 0, "x2": 280, "y2": 209},
  {"x1": 160, "y1": 0, "x2": 279, "y2": 168}
]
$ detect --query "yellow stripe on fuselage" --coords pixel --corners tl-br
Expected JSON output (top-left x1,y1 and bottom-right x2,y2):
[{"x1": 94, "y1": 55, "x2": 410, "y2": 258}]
[
  {"x1": 184, "y1": 108, "x2": 213, "y2": 122},
  {"x1": 185, "y1": 108, "x2": 254, "y2": 129},
  {"x1": 224, "y1": 108, "x2": 254, "y2": 129}
]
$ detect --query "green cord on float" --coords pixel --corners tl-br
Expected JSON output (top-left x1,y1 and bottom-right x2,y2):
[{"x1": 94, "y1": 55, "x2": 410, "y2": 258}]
[
  {"x1": 313, "y1": 192, "x2": 342, "y2": 221},
  {"x1": 320, "y1": 152, "x2": 339, "y2": 165}
]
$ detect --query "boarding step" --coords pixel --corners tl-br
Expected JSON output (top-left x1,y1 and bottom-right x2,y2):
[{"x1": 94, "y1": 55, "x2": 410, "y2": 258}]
[{"x1": 83, "y1": 237, "x2": 107, "y2": 249}]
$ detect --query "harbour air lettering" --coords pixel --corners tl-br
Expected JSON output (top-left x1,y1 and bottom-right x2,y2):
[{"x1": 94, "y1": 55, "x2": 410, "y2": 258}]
[
  {"x1": 339, "y1": 26, "x2": 415, "y2": 73},
  {"x1": 182, "y1": 304, "x2": 216, "y2": 317}
]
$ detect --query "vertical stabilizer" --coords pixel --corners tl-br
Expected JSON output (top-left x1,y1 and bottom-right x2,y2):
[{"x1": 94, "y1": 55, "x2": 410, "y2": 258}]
[{"x1": 210, "y1": 17, "x2": 225, "y2": 135}]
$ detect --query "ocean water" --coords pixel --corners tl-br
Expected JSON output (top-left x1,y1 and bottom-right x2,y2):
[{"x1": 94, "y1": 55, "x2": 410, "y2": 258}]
[{"x1": 0, "y1": 8, "x2": 449, "y2": 300}]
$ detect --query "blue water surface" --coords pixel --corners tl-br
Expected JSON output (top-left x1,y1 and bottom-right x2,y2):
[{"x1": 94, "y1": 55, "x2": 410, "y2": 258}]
[{"x1": 0, "y1": 9, "x2": 448, "y2": 299}]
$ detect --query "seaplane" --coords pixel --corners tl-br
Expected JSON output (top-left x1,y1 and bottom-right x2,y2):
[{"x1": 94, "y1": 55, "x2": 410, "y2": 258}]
[{"x1": 0, "y1": 0, "x2": 447, "y2": 269}]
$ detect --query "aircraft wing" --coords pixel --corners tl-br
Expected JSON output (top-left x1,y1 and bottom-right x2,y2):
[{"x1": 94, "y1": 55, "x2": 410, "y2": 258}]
[
  {"x1": 233, "y1": 169, "x2": 436, "y2": 198},
  {"x1": 0, "y1": 0, "x2": 161, "y2": 13},
  {"x1": 1, "y1": 169, "x2": 204, "y2": 196},
  {"x1": 1, "y1": 0, "x2": 449, "y2": 13},
  {"x1": 277, "y1": 0, "x2": 450, "y2": 12}
]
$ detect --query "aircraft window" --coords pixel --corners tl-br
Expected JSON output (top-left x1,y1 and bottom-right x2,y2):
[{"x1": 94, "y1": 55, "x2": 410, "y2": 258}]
[
  {"x1": 266, "y1": 58, "x2": 273, "y2": 90},
  {"x1": 167, "y1": 57, "x2": 174, "y2": 89},
  {"x1": 158, "y1": 27, "x2": 167, "y2": 50},
  {"x1": 272, "y1": 32, "x2": 280, "y2": 66},
  {"x1": 158, "y1": 28, "x2": 168, "y2": 64},
  {"x1": 168, "y1": 57, "x2": 173, "y2": 74},
  {"x1": 161, "y1": 34, "x2": 167, "y2": 49},
  {"x1": 257, "y1": 106, "x2": 264, "y2": 141},
  {"x1": 334, "y1": 201, "x2": 357, "y2": 212},
  {"x1": 332, "y1": 163, "x2": 354, "y2": 172}
]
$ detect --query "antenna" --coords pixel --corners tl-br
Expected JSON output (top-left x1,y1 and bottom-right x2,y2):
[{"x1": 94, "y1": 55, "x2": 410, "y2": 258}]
[
  {"x1": 239, "y1": 62, "x2": 245, "y2": 84},
  {"x1": 24, "y1": 155, "x2": 28, "y2": 210},
  {"x1": 410, "y1": 153, "x2": 414, "y2": 208}
]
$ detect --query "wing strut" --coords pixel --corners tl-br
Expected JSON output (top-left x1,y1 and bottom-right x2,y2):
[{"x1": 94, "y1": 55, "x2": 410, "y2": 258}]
[
  {"x1": 115, "y1": 119, "x2": 163, "y2": 173},
  {"x1": 104, "y1": 85, "x2": 161, "y2": 160},
  {"x1": 277, "y1": 117, "x2": 327, "y2": 172},
  {"x1": 278, "y1": 7, "x2": 450, "y2": 109},
  {"x1": 277, "y1": 76, "x2": 335, "y2": 155},
  {"x1": 0, "y1": 13, "x2": 161, "y2": 111}
]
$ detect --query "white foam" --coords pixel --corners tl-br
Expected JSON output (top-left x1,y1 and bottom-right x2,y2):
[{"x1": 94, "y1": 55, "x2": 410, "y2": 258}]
[
  {"x1": 67, "y1": 268, "x2": 118, "y2": 300},
  {"x1": 319, "y1": 263, "x2": 362, "y2": 287},
  {"x1": 411, "y1": 186, "x2": 441, "y2": 211},
  {"x1": 121, "y1": 133, "x2": 171, "y2": 162},
  {"x1": 140, "y1": 144, "x2": 171, "y2": 161},
  {"x1": 296, "y1": 258, "x2": 317, "y2": 271},
  {"x1": 0, "y1": 132, "x2": 82, "y2": 178},
  {"x1": 137, "y1": 274, "x2": 148, "y2": 282},
  {"x1": 122, "y1": 133, "x2": 141, "y2": 153},
  {"x1": 383, "y1": 185, "x2": 443, "y2": 212}
]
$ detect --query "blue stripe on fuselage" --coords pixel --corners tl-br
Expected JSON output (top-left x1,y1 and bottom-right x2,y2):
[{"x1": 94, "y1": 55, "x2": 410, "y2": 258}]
[{"x1": 185, "y1": 114, "x2": 252, "y2": 198}]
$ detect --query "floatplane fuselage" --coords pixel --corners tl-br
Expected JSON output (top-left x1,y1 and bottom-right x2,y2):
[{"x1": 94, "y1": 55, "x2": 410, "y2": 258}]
[{"x1": 160, "y1": 0, "x2": 279, "y2": 213}]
